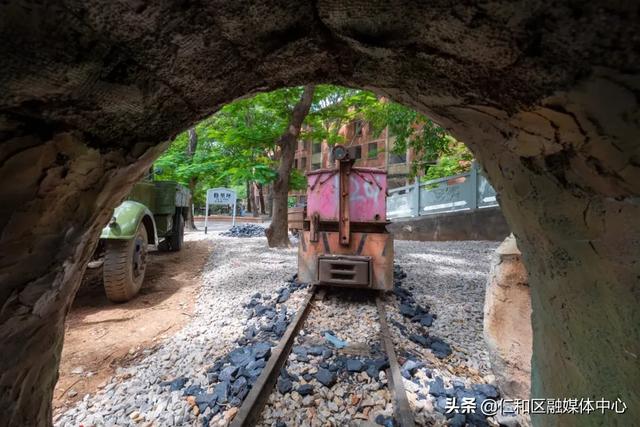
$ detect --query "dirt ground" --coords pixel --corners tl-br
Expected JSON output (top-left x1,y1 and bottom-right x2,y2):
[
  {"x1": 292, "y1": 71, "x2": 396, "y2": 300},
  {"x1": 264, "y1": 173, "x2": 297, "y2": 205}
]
[{"x1": 53, "y1": 236, "x2": 213, "y2": 414}]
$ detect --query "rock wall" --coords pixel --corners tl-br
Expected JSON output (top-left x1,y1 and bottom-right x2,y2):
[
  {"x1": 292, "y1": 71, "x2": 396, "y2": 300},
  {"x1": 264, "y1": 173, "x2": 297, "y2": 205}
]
[
  {"x1": 0, "y1": 1, "x2": 638, "y2": 426},
  {"x1": 484, "y1": 235, "x2": 532, "y2": 402}
]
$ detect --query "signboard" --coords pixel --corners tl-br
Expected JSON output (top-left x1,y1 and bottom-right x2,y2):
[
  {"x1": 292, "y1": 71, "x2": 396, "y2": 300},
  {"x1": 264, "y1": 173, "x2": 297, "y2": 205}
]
[
  {"x1": 207, "y1": 188, "x2": 236, "y2": 205},
  {"x1": 204, "y1": 188, "x2": 236, "y2": 233}
]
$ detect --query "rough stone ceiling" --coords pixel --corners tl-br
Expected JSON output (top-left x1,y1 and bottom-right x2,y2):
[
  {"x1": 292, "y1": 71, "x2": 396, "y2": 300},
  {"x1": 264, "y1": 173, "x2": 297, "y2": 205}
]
[{"x1": 1, "y1": 1, "x2": 637, "y2": 148}]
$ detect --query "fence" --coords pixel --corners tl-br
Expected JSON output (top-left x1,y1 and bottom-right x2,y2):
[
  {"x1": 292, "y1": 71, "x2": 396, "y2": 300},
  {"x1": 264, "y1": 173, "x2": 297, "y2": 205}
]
[{"x1": 386, "y1": 162, "x2": 498, "y2": 219}]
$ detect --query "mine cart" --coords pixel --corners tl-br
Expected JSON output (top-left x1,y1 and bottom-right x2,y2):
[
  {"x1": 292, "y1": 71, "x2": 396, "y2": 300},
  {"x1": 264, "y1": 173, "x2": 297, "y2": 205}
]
[
  {"x1": 90, "y1": 180, "x2": 190, "y2": 302},
  {"x1": 296, "y1": 145, "x2": 393, "y2": 290}
]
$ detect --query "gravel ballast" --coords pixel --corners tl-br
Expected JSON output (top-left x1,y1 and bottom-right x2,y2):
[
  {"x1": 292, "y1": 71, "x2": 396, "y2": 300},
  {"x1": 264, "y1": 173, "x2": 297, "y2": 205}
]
[
  {"x1": 260, "y1": 289, "x2": 393, "y2": 426},
  {"x1": 55, "y1": 232, "x2": 301, "y2": 427},
  {"x1": 387, "y1": 240, "x2": 501, "y2": 426},
  {"x1": 55, "y1": 236, "x2": 499, "y2": 427}
]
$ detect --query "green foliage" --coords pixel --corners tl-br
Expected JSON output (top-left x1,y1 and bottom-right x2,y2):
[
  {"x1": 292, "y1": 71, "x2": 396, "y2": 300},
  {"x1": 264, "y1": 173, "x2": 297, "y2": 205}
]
[
  {"x1": 154, "y1": 84, "x2": 468, "y2": 204},
  {"x1": 424, "y1": 138, "x2": 474, "y2": 180}
]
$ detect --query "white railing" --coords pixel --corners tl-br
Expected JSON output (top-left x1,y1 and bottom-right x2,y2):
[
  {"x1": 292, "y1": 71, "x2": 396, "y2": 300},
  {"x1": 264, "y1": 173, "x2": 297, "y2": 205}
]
[{"x1": 387, "y1": 162, "x2": 498, "y2": 219}]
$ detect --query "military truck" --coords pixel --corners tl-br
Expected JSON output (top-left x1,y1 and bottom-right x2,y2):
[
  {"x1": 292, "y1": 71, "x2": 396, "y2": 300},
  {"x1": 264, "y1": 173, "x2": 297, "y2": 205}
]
[{"x1": 93, "y1": 180, "x2": 190, "y2": 302}]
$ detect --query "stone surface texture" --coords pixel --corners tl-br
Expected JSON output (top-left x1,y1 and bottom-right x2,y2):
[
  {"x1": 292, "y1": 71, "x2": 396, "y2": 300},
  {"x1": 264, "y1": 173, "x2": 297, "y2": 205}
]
[
  {"x1": 0, "y1": 2, "x2": 638, "y2": 426},
  {"x1": 483, "y1": 235, "x2": 532, "y2": 403}
]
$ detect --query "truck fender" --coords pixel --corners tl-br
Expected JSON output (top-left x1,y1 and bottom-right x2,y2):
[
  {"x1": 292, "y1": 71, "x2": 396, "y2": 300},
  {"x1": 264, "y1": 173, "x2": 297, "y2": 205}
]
[{"x1": 100, "y1": 200, "x2": 159, "y2": 248}]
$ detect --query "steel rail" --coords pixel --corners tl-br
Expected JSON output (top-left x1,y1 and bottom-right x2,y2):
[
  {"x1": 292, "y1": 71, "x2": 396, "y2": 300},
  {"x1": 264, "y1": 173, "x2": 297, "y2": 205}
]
[
  {"x1": 231, "y1": 288, "x2": 416, "y2": 427},
  {"x1": 231, "y1": 286, "x2": 317, "y2": 427},
  {"x1": 376, "y1": 296, "x2": 416, "y2": 427}
]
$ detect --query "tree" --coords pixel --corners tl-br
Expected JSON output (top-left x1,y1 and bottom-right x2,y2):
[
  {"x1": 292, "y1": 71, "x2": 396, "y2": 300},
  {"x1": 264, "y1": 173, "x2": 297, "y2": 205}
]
[
  {"x1": 423, "y1": 137, "x2": 474, "y2": 180},
  {"x1": 185, "y1": 127, "x2": 198, "y2": 229},
  {"x1": 265, "y1": 85, "x2": 316, "y2": 247},
  {"x1": 154, "y1": 85, "x2": 461, "y2": 245}
]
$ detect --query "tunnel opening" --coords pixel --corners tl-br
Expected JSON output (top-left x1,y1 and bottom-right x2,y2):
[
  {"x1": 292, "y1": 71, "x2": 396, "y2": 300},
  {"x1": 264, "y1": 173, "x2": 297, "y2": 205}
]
[{"x1": 1, "y1": 2, "x2": 638, "y2": 426}]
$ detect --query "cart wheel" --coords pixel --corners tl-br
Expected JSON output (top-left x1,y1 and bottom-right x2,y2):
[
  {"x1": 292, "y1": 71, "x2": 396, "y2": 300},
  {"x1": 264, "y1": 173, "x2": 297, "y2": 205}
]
[{"x1": 103, "y1": 222, "x2": 148, "y2": 302}]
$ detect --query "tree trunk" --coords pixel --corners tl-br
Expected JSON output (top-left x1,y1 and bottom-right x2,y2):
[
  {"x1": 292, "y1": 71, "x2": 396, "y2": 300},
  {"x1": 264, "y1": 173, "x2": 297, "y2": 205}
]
[
  {"x1": 185, "y1": 128, "x2": 198, "y2": 230},
  {"x1": 246, "y1": 180, "x2": 252, "y2": 214},
  {"x1": 250, "y1": 182, "x2": 259, "y2": 217},
  {"x1": 266, "y1": 85, "x2": 315, "y2": 247},
  {"x1": 257, "y1": 183, "x2": 266, "y2": 215},
  {"x1": 266, "y1": 183, "x2": 274, "y2": 216}
]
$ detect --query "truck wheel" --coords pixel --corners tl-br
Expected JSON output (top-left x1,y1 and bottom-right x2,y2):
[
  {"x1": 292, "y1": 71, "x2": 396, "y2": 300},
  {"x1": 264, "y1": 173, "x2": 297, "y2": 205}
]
[
  {"x1": 103, "y1": 222, "x2": 148, "y2": 302},
  {"x1": 166, "y1": 212, "x2": 184, "y2": 252}
]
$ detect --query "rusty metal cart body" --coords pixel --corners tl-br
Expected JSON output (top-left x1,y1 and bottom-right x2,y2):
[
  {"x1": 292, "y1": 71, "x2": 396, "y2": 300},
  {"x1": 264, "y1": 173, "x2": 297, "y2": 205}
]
[{"x1": 294, "y1": 145, "x2": 394, "y2": 290}]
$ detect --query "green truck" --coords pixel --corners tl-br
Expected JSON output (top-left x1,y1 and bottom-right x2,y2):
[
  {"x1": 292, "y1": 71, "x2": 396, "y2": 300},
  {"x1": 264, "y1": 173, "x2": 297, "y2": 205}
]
[{"x1": 93, "y1": 180, "x2": 190, "y2": 302}]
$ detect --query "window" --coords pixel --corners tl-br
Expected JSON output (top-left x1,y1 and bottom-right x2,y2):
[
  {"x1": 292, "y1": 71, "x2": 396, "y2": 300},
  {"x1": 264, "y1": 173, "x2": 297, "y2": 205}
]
[
  {"x1": 294, "y1": 159, "x2": 298, "y2": 169},
  {"x1": 354, "y1": 145, "x2": 362, "y2": 159},
  {"x1": 354, "y1": 121, "x2": 363, "y2": 136},
  {"x1": 312, "y1": 142, "x2": 322, "y2": 154},
  {"x1": 389, "y1": 151, "x2": 407, "y2": 164},
  {"x1": 300, "y1": 157, "x2": 307, "y2": 170},
  {"x1": 312, "y1": 162, "x2": 321, "y2": 170},
  {"x1": 368, "y1": 142, "x2": 378, "y2": 159}
]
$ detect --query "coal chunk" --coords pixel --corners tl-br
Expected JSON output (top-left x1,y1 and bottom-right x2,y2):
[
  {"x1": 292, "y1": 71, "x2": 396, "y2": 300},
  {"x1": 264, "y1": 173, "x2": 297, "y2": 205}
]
[
  {"x1": 472, "y1": 383, "x2": 499, "y2": 399},
  {"x1": 399, "y1": 304, "x2": 416, "y2": 317},
  {"x1": 373, "y1": 357, "x2": 390, "y2": 371},
  {"x1": 418, "y1": 314, "x2": 434, "y2": 327},
  {"x1": 409, "y1": 334, "x2": 429, "y2": 347},
  {"x1": 195, "y1": 393, "x2": 217, "y2": 412},
  {"x1": 466, "y1": 412, "x2": 489, "y2": 426},
  {"x1": 448, "y1": 413, "x2": 466, "y2": 427},
  {"x1": 219, "y1": 365, "x2": 239, "y2": 382},
  {"x1": 297, "y1": 384, "x2": 314, "y2": 396},
  {"x1": 274, "y1": 320, "x2": 288, "y2": 337},
  {"x1": 277, "y1": 378, "x2": 292, "y2": 394},
  {"x1": 429, "y1": 338, "x2": 452, "y2": 359},
  {"x1": 366, "y1": 364, "x2": 379, "y2": 379},
  {"x1": 246, "y1": 358, "x2": 266, "y2": 371},
  {"x1": 244, "y1": 326, "x2": 257, "y2": 339},
  {"x1": 221, "y1": 224, "x2": 266, "y2": 238},
  {"x1": 252, "y1": 342, "x2": 272, "y2": 360},
  {"x1": 292, "y1": 346, "x2": 308, "y2": 357},
  {"x1": 214, "y1": 381, "x2": 229, "y2": 403},
  {"x1": 229, "y1": 348, "x2": 255, "y2": 368},
  {"x1": 307, "y1": 346, "x2": 329, "y2": 356},
  {"x1": 277, "y1": 288, "x2": 290, "y2": 303},
  {"x1": 346, "y1": 359, "x2": 365, "y2": 373},
  {"x1": 316, "y1": 368, "x2": 337, "y2": 387},
  {"x1": 231, "y1": 376, "x2": 248, "y2": 397},
  {"x1": 434, "y1": 395, "x2": 448, "y2": 413},
  {"x1": 183, "y1": 384, "x2": 204, "y2": 396},
  {"x1": 428, "y1": 377, "x2": 446, "y2": 397}
]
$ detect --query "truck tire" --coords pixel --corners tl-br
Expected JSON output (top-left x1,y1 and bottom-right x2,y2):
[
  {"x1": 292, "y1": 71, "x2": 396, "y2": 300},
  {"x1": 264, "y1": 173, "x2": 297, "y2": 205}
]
[
  {"x1": 103, "y1": 222, "x2": 148, "y2": 302},
  {"x1": 166, "y1": 212, "x2": 184, "y2": 252}
]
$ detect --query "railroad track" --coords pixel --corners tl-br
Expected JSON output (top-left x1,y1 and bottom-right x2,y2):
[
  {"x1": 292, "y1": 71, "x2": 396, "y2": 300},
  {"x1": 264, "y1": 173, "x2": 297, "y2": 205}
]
[{"x1": 230, "y1": 285, "x2": 416, "y2": 427}]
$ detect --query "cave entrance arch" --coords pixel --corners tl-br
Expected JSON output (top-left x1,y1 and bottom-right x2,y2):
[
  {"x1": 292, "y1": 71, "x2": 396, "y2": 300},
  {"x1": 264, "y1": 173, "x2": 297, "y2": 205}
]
[{"x1": 0, "y1": 2, "x2": 638, "y2": 426}]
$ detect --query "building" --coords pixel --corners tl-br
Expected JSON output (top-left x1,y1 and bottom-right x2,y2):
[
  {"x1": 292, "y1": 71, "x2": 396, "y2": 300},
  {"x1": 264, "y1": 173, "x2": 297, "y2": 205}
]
[{"x1": 290, "y1": 120, "x2": 412, "y2": 204}]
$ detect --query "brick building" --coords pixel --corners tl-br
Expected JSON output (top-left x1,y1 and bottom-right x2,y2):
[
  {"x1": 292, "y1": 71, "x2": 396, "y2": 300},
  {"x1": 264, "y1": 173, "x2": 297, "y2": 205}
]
[{"x1": 290, "y1": 120, "x2": 412, "y2": 204}]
